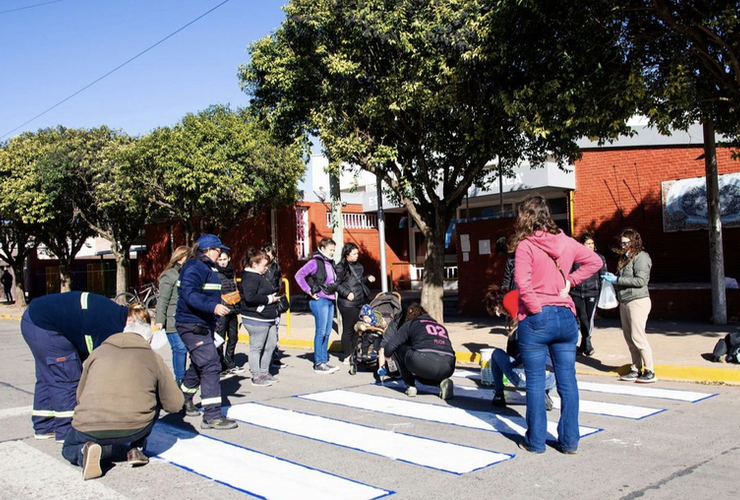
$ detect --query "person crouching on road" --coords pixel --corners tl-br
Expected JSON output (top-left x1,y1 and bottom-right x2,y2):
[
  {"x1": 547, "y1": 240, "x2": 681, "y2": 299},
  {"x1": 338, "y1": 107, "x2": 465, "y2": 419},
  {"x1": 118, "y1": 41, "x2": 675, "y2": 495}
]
[
  {"x1": 21, "y1": 292, "x2": 148, "y2": 442},
  {"x1": 176, "y1": 234, "x2": 237, "y2": 430},
  {"x1": 377, "y1": 303, "x2": 456, "y2": 400},
  {"x1": 61, "y1": 319, "x2": 184, "y2": 480}
]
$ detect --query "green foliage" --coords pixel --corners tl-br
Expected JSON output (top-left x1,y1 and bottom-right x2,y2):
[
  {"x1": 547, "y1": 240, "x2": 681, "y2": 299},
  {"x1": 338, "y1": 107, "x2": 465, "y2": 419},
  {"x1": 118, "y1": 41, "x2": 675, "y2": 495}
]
[
  {"x1": 241, "y1": 0, "x2": 644, "y2": 314},
  {"x1": 0, "y1": 127, "x2": 98, "y2": 290},
  {"x1": 137, "y1": 105, "x2": 304, "y2": 235},
  {"x1": 621, "y1": 0, "x2": 740, "y2": 143}
]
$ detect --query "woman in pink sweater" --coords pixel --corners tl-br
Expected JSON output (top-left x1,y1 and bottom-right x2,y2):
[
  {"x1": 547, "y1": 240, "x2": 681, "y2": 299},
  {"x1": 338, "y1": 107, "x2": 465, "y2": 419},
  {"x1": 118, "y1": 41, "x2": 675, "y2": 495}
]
[{"x1": 512, "y1": 195, "x2": 602, "y2": 455}]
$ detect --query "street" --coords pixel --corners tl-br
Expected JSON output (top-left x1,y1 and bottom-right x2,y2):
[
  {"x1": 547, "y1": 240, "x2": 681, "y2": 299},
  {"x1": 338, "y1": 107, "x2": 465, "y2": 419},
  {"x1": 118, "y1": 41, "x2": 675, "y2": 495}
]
[{"x1": 1, "y1": 318, "x2": 738, "y2": 500}]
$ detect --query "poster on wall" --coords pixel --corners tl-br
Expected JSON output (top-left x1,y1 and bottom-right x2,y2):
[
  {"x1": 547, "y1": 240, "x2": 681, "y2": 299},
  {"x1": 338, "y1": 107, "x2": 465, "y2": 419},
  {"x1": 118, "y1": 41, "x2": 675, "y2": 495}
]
[{"x1": 662, "y1": 173, "x2": 740, "y2": 232}]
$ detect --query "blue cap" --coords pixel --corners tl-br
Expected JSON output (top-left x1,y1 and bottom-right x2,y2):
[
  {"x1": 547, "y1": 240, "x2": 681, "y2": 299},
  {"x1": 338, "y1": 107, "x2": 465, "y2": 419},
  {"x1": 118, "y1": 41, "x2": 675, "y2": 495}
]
[{"x1": 196, "y1": 234, "x2": 230, "y2": 252}]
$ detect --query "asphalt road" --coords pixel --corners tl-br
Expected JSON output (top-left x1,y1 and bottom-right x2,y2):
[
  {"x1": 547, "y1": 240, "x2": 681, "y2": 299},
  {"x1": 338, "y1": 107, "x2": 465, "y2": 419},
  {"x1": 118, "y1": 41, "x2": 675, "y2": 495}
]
[{"x1": 1, "y1": 319, "x2": 738, "y2": 500}]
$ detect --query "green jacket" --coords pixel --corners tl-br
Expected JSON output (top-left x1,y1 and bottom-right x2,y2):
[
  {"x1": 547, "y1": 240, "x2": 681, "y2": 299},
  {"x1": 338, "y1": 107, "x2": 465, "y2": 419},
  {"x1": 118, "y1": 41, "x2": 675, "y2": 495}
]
[
  {"x1": 154, "y1": 265, "x2": 179, "y2": 332},
  {"x1": 616, "y1": 251, "x2": 652, "y2": 304}
]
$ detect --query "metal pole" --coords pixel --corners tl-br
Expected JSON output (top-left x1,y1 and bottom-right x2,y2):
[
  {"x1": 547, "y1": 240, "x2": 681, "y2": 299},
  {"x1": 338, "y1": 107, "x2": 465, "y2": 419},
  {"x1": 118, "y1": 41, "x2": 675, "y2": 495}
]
[{"x1": 377, "y1": 175, "x2": 388, "y2": 293}]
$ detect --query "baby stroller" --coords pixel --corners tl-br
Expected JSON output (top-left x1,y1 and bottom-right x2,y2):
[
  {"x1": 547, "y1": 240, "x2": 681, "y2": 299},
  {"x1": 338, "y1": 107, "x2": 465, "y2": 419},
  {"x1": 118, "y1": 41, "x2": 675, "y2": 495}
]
[{"x1": 349, "y1": 291, "x2": 403, "y2": 375}]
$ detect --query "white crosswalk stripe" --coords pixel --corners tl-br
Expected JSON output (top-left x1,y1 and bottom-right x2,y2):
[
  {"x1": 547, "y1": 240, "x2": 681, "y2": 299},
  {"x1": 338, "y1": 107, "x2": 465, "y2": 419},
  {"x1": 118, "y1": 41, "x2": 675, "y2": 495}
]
[
  {"x1": 299, "y1": 389, "x2": 602, "y2": 439},
  {"x1": 226, "y1": 403, "x2": 512, "y2": 474},
  {"x1": 147, "y1": 423, "x2": 392, "y2": 500},
  {"x1": 385, "y1": 380, "x2": 666, "y2": 419},
  {"x1": 452, "y1": 369, "x2": 717, "y2": 402}
]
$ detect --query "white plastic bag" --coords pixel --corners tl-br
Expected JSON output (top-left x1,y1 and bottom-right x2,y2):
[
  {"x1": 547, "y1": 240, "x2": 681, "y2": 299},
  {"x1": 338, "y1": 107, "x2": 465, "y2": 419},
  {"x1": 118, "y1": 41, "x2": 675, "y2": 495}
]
[{"x1": 597, "y1": 280, "x2": 618, "y2": 309}]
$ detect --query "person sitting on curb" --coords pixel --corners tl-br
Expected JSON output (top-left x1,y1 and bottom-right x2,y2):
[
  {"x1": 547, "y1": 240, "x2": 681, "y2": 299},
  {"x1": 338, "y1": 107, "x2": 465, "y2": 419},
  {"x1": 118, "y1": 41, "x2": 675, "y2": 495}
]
[
  {"x1": 377, "y1": 303, "x2": 456, "y2": 400},
  {"x1": 61, "y1": 320, "x2": 184, "y2": 480}
]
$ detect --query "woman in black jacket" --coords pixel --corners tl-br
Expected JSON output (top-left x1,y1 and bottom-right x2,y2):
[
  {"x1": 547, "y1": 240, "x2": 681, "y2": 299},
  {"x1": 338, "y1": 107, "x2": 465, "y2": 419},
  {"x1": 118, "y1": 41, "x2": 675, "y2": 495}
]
[
  {"x1": 335, "y1": 243, "x2": 375, "y2": 366},
  {"x1": 240, "y1": 248, "x2": 281, "y2": 387},
  {"x1": 262, "y1": 243, "x2": 287, "y2": 368},
  {"x1": 569, "y1": 233, "x2": 607, "y2": 356},
  {"x1": 216, "y1": 251, "x2": 242, "y2": 374}
]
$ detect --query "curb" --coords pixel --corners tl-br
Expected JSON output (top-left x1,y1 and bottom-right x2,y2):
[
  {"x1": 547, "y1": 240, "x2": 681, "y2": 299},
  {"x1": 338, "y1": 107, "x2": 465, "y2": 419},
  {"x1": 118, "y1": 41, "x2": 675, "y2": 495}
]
[{"x1": 242, "y1": 334, "x2": 740, "y2": 386}]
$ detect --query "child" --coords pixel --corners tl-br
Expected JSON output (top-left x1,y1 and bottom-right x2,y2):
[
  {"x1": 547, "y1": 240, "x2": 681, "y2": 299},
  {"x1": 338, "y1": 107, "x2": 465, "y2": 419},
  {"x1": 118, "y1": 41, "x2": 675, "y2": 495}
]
[{"x1": 354, "y1": 304, "x2": 387, "y2": 360}]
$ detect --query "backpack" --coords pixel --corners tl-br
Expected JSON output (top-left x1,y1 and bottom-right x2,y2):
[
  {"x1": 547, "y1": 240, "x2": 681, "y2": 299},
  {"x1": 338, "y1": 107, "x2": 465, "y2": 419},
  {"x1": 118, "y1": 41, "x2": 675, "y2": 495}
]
[{"x1": 305, "y1": 255, "x2": 337, "y2": 294}]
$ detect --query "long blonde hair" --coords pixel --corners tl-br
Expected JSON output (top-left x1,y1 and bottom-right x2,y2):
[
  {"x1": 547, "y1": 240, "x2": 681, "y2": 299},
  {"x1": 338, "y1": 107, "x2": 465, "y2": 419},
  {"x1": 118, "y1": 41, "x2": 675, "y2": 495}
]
[{"x1": 160, "y1": 245, "x2": 190, "y2": 279}]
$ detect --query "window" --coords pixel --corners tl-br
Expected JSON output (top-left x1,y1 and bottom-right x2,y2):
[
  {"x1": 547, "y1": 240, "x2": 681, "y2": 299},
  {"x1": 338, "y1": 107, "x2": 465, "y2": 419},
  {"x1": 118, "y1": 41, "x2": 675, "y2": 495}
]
[{"x1": 295, "y1": 207, "x2": 310, "y2": 260}]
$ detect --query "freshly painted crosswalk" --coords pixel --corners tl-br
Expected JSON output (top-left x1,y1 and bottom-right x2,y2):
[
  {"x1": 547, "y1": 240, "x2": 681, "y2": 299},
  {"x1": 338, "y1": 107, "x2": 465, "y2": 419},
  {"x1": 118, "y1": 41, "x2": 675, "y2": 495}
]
[
  {"x1": 452, "y1": 369, "x2": 717, "y2": 403},
  {"x1": 381, "y1": 380, "x2": 665, "y2": 420},
  {"x1": 577, "y1": 381, "x2": 717, "y2": 402},
  {"x1": 299, "y1": 389, "x2": 601, "y2": 440},
  {"x1": 147, "y1": 423, "x2": 392, "y2": 500},
  {"x1": 226, "y1": 403, "x2": 512, "y2": 474}
]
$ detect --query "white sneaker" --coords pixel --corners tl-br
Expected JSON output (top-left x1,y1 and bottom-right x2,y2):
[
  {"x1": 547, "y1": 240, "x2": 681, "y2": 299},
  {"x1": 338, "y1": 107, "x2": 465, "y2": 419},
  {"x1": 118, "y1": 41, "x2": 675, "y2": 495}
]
[{"x1": 325, "y1": 363, "x2": 340, "y2": 373}]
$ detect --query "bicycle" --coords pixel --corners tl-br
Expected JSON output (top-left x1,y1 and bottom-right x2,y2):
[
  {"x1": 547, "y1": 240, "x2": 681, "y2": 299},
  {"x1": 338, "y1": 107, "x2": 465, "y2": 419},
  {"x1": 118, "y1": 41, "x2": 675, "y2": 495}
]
[{"x1": 114, "y1": 282, "x2": 159, "y2": 315}]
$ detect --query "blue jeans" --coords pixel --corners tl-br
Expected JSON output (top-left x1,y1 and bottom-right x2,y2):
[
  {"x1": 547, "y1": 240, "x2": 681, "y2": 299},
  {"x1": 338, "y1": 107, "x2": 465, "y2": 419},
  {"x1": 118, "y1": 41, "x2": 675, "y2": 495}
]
[
  {"x1": 518, "y1": 306, "x2": 579, "y2": 452},
  {"x1": 166, "y1": 331, "x2": 187, "y2": 382},
  {"x1": 491, "y1": 348, "x2": 556, "y2": 394},
  {"x1": 309, "y1": 297, "x2": 335, "y2": 365}
]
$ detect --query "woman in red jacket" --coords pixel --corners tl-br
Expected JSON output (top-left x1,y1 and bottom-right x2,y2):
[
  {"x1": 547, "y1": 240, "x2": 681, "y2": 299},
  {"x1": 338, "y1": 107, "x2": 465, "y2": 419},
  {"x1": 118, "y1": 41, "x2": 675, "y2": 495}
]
[{"x1": 513, "y1": 195, "x2": 602, "y2": 455}]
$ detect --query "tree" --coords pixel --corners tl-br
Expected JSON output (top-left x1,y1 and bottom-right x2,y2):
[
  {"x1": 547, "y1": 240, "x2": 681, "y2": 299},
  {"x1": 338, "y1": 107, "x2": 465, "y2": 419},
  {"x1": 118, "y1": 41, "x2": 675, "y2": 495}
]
[
  {"x1": 0, "y1": 127, "x2": 96, "y2": 292},
  {"x1": 622, "y1": 1, "x2": 740, "y2": 324},
  {"x1": 0, "y1": 217, "x2": 37, "y2": 306},
  {"x1": 137, "y1": 105, "x2": 305, "y2": 242},
  {"x1": 242, "y1": 0, "x2": 644, "y2": 320},
  {"x1": 73, "y1": 128, "x2": 151, "y2": 296}
]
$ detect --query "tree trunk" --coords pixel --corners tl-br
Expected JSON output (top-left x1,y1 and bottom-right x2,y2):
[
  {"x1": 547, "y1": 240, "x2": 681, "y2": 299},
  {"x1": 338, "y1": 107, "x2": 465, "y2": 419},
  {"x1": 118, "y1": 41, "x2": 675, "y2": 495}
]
[
  {"x1": 58, "y1": 258, "x2": 72, "y2": 292},
  {"x1": 703, "y1": 120, "x2": 727, "y2": 324},
  {"x1": 115, "y1": 251, "x2": 130, "y2": 296},
  {"x1": 420, "y1": 218, "x2": 446, "y2": 323},
  {"x1": 10, "y1": 261, "x2": 27, "y2": 307}
]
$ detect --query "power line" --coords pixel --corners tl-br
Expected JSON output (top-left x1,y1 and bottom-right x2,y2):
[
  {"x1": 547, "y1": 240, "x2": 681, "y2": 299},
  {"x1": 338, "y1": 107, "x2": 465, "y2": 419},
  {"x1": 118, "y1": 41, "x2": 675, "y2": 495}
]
[
  {"x1": 0, "y1": 1, "x2": 63, "y2": 15},
  {"x1": 1, "y1": 0, "x2": 231, "y2": 140}
]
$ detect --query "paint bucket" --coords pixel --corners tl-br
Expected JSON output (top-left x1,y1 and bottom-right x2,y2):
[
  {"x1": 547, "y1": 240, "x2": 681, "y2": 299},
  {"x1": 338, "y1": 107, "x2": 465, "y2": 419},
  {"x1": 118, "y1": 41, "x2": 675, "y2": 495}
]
[{"x1": 480, "y1": 348, "x2": 494, "y2": 386}]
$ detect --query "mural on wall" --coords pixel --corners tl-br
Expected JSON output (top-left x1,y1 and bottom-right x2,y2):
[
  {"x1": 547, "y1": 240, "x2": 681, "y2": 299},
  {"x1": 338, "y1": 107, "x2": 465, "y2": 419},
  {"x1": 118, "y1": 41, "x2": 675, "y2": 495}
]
[{"x1": 662, "y1": 173, "x2": 740, "y2": 231}]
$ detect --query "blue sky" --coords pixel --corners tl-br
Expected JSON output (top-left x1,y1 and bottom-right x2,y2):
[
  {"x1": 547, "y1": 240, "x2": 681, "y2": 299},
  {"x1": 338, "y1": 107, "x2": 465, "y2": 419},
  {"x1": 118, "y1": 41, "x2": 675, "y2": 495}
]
[{"x1": 0, "y1": 0, "x2": 289, "y2": 140}]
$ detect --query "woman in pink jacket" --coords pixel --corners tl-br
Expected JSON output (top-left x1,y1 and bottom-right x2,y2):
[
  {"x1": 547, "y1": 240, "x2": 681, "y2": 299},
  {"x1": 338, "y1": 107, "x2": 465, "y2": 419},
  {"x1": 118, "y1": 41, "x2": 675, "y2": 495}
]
[{"x1": 513, "y1": 195, "x2": 602, "y2": 455}]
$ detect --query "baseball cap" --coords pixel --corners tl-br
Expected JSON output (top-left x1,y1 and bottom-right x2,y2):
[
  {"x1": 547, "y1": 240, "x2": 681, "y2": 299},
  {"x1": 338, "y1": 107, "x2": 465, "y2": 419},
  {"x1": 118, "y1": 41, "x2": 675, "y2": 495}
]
[{"x1": 196, "y1": 234, "x2": 230, "y2": 252}]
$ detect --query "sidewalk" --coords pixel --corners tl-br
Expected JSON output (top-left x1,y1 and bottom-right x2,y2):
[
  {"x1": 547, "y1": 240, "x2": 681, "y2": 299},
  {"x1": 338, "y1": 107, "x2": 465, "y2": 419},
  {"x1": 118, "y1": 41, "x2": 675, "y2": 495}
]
[
  {"x1": 268, "y1": 310, "x2": 740, "y2": 385},
  {"x1": 4, "y1": 301, "x2": 738, "y2": 385}
]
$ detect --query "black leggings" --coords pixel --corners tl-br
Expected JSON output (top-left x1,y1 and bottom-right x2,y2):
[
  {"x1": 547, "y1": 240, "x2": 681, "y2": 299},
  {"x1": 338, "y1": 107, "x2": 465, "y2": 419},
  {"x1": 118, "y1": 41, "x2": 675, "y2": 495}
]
[
  {"x1": 394, "y1": 346, "x2": 456, "y2": 387},
  {"x1": 338, "y1": 304, "x2": 361, "y2": 358},
  {"x1": 572, "y1": 295, "x2": 597, "y2": 342}
]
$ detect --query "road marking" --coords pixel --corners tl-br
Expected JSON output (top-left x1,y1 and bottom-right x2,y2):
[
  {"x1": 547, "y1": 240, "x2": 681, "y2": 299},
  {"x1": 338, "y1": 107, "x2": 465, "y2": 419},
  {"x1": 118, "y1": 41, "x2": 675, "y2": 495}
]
[
  {"x1": 452, "y1": 369, "x2": 716, "y2": 402},
  {"x1": 380, "y1": 381, "x2": 664, "y2": 420},
  {"x1": 148, "y1": 422, "x2": 392, "y2": 500},
  {"x1": 227, "y1": 403, "x2": 511, "y2": 474},
  {"x1": 0, "y1": 440, "x2": 128, "y2": 499},
  {"x1": 299, "y1": 390, "x2": 601, "y2": 440},
  {"x1": 0, "y1": 405, "x2": 32, "y2": 419},
  {"x1": 576, "y1": 381, "x2": 717, "y2": 402}
]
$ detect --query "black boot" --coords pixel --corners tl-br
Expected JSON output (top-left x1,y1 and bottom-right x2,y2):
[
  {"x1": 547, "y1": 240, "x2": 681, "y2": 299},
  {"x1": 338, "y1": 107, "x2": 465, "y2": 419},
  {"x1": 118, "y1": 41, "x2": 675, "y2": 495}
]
[
  {"x1": 183, "y1": 395, "x2": 200, "y2": 417},
  {"x1": 582, "y1": 336, "x2": 595, "y2": 357}
]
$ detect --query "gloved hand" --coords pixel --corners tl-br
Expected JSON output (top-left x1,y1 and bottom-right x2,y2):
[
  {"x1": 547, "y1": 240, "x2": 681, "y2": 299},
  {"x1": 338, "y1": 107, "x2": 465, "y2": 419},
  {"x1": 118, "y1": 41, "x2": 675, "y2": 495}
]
[
  {"x1": 602, "y1": 272, "x2": 618, "y2": 284},
  {"x1": 377, "y1": 366, "x2": 388, "y2": 377}
]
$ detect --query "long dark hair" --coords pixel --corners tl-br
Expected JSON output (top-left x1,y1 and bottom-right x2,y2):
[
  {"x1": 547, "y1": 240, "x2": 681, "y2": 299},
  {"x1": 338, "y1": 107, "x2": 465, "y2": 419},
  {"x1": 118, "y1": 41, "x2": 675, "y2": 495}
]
[
  {"x1": 340, "y1": 242, "x2": 359, "y2": 264},
  {"x1": 616, "y1": 228, "x2": 644, "y2": 271},
  {"x1": 510, "y1": 194, "x2": 560, "y2": 250}
]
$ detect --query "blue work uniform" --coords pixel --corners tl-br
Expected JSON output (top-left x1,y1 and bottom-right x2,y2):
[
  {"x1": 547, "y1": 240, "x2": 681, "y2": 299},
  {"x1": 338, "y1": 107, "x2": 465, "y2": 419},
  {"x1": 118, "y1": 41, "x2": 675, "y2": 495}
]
[
  {"x1": 21, "y1": 292, "x2": 128, "y2": 440},
  {"x1": 176, "y1": 255, "x2": 224, "y2": 421}
]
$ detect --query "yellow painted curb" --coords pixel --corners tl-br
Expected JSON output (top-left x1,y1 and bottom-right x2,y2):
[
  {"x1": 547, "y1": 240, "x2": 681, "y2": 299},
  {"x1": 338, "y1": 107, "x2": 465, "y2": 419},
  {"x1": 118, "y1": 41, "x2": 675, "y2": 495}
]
[{"x1": 0, "y1": 315, "x2": 21, "y2": 321}]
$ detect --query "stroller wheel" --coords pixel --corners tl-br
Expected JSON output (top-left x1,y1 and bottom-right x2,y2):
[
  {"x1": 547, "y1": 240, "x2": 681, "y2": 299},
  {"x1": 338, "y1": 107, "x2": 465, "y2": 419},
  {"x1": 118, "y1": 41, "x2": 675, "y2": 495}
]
[{"x1": 349, "y1": 364, "x2": 357, "y2": 375}]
